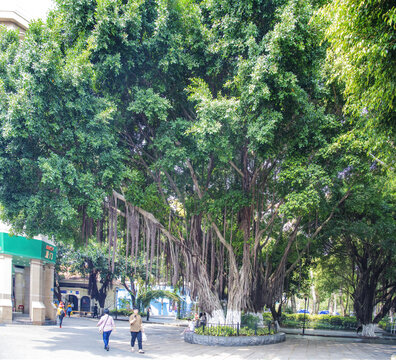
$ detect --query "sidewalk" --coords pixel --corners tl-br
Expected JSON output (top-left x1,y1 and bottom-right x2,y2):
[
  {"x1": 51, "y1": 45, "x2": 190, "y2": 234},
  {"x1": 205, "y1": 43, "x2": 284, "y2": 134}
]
[{"x1": 281, "y1": 326, "x2": 396, "y2": 344}]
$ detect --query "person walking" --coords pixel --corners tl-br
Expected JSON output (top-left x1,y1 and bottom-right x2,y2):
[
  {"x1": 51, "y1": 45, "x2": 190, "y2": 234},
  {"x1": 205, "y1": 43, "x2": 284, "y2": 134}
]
[
  {"x1": 57, "y1": 302, "x2": 66, "y2": 328},
  {"x1": 194, "y1": 312, "x2": 199, "y2": 328},
  {"x1": 199, "y1": 312, "x2": 207, "y2": 332},
  {"x1": 129, "y1": 307, "x2": 145, "y2": 354},
  {"x1": 146, "y1": 306, "x2": 151, "y2": 321},
  {"x1": 66, "y1": 304, "x2": 72, "y2": 318},
  {"x1": 97, "y1": 308, "x2": 116, "y2": 351}
]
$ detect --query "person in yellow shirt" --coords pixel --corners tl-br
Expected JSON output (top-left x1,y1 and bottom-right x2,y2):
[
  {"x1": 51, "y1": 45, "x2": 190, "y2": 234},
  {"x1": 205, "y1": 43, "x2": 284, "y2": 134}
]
[{"x1": 57, "y1": 302, "x2": 66, "y2": 328}]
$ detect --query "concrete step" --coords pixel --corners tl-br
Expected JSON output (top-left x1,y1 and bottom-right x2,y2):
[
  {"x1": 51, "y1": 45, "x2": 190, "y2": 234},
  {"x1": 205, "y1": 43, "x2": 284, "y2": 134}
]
[{"x1": 12, "y1": 313, "x2": 56, "y2": 326}]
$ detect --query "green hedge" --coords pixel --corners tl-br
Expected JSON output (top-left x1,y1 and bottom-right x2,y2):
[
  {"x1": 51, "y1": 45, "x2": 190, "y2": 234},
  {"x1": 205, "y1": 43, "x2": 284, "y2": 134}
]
[
  {"x1": 262, "y1": 312, "x2": 273, "y2": 321},
  {"x1": 239, "y1": 312, "x2": 358, "y2": 331},
  {"x1": 378, "y1": 319, "x2": 395, "y2": 332},
  {"x1": 280, "y1": 314, "x2": 358, "y2": 330},
  {"x1": 195, "y1": 325, "x2": 276, "y2": 337},
  {"x1": 110, "y1": 308, "x2": 145, "y2": 317}
]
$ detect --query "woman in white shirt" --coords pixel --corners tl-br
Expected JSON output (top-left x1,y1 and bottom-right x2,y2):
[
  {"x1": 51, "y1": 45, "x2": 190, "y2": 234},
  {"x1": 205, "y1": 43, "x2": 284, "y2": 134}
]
[{"x1": 97, "y1": 308, "x2": 116, "y2": 351}]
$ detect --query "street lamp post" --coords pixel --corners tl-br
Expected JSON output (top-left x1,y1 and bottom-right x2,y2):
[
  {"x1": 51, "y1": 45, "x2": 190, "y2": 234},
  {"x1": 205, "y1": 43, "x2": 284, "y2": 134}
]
[
  {"x1": 302, "y1": 297, "x2": 307, "y2": 335},
  {"x1": 115, "y1": 287, "x2": 119, "y2": 320}
]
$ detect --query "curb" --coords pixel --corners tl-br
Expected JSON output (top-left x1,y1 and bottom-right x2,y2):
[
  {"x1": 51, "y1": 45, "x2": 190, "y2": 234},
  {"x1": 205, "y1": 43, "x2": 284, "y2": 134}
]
[
  {"x1": 283, "y1": 331, "x2": 396, "y2": 344},
  {"x1": 184, "y1": 332, "x2": 286, "y2": 346}
]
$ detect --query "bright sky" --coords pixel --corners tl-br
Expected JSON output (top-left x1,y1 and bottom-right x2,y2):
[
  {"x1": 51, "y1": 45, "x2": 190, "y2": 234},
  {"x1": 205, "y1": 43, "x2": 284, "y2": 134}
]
[{"x1": 0, "y1": 0, "x2": 55, "y2": 21}]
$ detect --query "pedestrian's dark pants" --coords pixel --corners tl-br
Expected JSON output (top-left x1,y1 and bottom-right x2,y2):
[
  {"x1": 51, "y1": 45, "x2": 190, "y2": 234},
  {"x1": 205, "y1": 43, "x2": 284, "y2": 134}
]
[
  {"x1": 103, "y1": 330, "x2": 112, "y2": 349},
  {"x1": 58, "y1": 314, "x2": 64, "y2": 327},
  {"x1": 130, "y1": 331, "x2": 143, "y2": 350}
]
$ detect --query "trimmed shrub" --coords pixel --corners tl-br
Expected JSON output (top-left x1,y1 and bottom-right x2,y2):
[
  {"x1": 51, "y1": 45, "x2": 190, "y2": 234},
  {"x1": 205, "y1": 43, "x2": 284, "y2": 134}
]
[
  {"x1": 279, "y1": 314, "x2": 358, "y2": 330},
  {"x1": 262, "y1": 312, "x2": 273, "y2": 321},
  {"x1": 194, "y1": 325, "x2": 276, "y2": 337},
  {"x1": 241, "y1": 313, "x2": 260, "y2": 329}
]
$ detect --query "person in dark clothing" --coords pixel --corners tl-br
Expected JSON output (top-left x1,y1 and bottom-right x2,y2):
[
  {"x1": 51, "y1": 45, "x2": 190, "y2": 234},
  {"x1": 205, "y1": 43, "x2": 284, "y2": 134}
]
[
  {"x1": 199, "y1": 313, "x2": 207, "y2": 332},
  {"x1": 93, "y1": 304, "x2": 98, "y2": 318},
  {"x1": 146, "y1": 306, "x2": 151, "y2": 321}
]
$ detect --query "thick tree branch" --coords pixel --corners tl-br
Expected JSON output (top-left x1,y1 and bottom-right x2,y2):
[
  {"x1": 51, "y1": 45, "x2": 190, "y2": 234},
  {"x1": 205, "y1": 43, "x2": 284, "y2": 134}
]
[
  {"x1": 186, "y1": 159, "x2": 203, "y2": 199},
  {"x1": 229, "y1": 160, "x2": 244, "y2": 178}
]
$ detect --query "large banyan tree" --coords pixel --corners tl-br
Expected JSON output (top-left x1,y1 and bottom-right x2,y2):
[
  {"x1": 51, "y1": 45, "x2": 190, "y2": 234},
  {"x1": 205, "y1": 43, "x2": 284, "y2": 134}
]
[{"x1": 0, "y1": 0, "x2": 353, "y2": 324}]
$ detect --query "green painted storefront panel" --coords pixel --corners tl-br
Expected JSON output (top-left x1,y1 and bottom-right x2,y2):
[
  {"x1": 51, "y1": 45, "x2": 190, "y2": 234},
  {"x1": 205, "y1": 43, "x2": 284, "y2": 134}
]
[{"x1": 0, "y1": 232, "x2": 56, "y2": 263}]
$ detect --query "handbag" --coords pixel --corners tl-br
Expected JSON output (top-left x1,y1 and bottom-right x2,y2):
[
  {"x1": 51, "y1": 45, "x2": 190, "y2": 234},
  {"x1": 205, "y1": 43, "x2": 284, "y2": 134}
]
[
  {"x1": 99, "y1": 315, "x2": 109, "y2": 334},
  {"x1": 142, "y1": 332, "x2": 148, "y2": 342}
]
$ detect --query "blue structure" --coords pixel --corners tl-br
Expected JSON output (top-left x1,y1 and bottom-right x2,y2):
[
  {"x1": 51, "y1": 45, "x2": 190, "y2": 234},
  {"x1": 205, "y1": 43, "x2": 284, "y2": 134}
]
[{"x1": 115, "y1": 285, "x2": 195, "y2": 317}]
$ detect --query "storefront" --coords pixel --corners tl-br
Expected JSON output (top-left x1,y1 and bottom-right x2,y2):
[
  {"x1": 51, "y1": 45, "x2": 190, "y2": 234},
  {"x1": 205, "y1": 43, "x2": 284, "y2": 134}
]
[
  {"x1": 0, "y1": 222, "x2": 57, "y2": 324},
  {"x1": 59, "y1": 278, "x2": 93, "y2": 313}
]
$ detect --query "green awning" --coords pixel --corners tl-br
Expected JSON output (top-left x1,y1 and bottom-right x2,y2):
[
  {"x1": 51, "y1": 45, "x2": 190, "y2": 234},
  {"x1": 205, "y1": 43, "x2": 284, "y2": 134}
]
[{"x1": 0, "y1": 232, "x2": 56, "y2": 264}]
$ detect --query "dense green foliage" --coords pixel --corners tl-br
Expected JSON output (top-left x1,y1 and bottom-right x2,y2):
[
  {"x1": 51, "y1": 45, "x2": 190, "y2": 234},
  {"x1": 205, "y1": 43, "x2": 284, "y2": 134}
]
[
  {"x1": 315, "y1": 0, "x2": 396, "y2": 172},
  {"x1": 0, "y1": 22, "x2": 124, "y2": 239},
  {"x1": 281, "y1": 314, "x2": 358, "y2": 330},
  {"x1": 57, "y1": 241, "x2": 123, "y2": 307},
  {"x1": 316, "y1": 0, "x2": 396, "y2": 128}
]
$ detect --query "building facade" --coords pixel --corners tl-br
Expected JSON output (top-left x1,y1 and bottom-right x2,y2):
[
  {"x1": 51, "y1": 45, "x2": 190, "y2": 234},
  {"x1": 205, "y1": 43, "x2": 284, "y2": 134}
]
[
  {"x1": 0, "y1": 9, "x2": 29, "y2": 37},
  {"x1": 59, "y1": 277, "x2": 118, "y2": 315},
  {"x1": 0, "y1": 222, "x2": 57, "y2": 324}
]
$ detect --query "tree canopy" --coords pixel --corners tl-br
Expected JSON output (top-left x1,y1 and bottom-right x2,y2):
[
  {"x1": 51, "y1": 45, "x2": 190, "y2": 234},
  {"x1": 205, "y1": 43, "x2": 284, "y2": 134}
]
[{"x1": 0, "y1": 0, "x2": 394, "y2": 331}]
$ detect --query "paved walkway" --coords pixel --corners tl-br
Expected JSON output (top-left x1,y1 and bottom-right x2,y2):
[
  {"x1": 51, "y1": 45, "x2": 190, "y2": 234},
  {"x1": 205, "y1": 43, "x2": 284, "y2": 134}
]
[
  {"x1": 281, "y1": 327, "x2": 392, "y2": 339},
  {"x1": 1, "y1": 317, "x2": 395, "y2": 360}
]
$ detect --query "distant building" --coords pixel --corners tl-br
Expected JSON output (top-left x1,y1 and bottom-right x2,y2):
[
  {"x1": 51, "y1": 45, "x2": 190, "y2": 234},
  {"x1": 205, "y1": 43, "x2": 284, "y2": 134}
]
[
  {"x1": 58, "y1": 276, "x2": 118, "y2": 315},
  {"x1": 0, "y1": 222, "x2": 57, "y2": 324},
  {"x1": 0, "y1": 8, "x2": 29, "y2": 38}
]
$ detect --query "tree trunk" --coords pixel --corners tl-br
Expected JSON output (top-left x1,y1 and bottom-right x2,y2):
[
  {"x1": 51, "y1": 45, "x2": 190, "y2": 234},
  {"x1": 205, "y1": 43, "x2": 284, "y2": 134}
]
[
  {"x1": 209, "y1": 308, "x2": 226, "y2": 324},
  {"x1": 53, "y1": 270, "x2": 62, "y2": 302},
  {"x1": 353, "y1": 267, "x2": 378, "y2": 336},
  {"x1": 225, "y1": 259, "x2": 250, "y2": 324},
  {"x1": 362, "y1": 323, "x2": 376, "y2": 337},
  {"x1": 333, "y1": 293, "x2": 337, "y2": 315},
  {"x1": 270, "y1": 303, "x2": 282, "y2": 331},
  {"x1": 225, "y1": 203, "x2": 252, "y2": 325},
  {"x1": 291, "y1": 295, "x2": 297, "y2": 313},
  {"x1": 339, "y1": 288, "x2": 346, "y2": 316},
  {"x1": 123, "y1": 279, "x2": 137, "y2": 307},
  {"x1": 329, "y1": 294, "x2": 334, "y2": 314}
]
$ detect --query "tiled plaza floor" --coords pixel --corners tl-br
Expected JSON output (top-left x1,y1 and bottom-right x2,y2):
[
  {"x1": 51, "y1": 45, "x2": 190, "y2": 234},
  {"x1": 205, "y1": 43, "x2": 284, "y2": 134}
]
[{"x1": 0, "y1": 317, "x2": 395, "y2": 359}]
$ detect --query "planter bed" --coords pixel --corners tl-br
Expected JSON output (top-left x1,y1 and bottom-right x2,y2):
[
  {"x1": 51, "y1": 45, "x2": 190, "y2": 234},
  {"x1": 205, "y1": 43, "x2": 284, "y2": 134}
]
[{"x1": 184, "y1": 331, "x2": 286, "y2": 346}]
